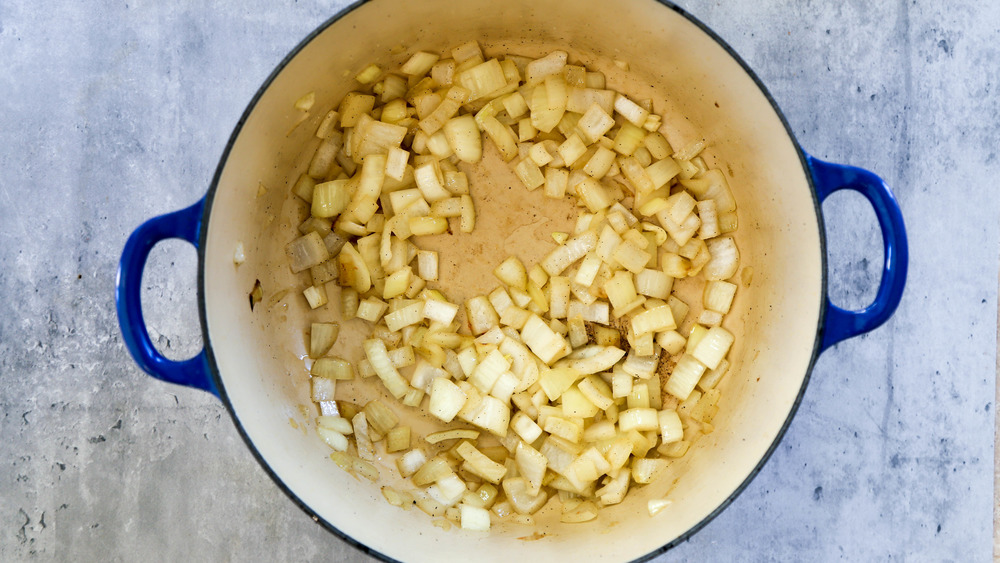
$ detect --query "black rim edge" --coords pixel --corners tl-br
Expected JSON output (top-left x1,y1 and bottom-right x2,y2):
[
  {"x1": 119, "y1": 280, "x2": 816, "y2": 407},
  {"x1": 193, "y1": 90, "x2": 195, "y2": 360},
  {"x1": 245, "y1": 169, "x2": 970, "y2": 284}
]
[{"x1": 193, "y1": 1, "x2": 830, "y2": 561}]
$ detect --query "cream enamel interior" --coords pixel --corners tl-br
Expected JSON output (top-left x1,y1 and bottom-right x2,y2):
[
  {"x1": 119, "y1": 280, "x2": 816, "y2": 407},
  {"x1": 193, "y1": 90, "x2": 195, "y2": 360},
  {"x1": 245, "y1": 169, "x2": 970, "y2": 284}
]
[{"x1": 199, "y1": 0, "x2": 824, "y2": 560}]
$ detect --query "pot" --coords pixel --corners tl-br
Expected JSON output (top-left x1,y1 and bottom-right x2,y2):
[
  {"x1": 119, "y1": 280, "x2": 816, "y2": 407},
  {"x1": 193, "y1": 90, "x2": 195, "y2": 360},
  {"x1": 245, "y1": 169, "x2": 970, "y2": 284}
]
[{"x1": 116, "y1": 0, "x2": 908, "y2": 560}]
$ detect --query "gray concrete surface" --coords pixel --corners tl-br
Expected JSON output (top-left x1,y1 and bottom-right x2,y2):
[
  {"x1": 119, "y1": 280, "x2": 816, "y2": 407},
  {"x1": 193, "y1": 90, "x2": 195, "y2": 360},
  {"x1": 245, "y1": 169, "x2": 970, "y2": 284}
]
[{"x1": 1, "y1": 0, "x2": 996, "y2": 561}]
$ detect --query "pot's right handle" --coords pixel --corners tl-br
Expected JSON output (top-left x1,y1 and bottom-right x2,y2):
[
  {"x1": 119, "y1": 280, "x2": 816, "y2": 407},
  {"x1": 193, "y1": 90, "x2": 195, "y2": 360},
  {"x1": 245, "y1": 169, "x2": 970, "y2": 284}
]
[
  {"x1": 806, "y1": 155, "x2": 908, "y2": 352},
  {"x1": 115, "y1": 198, "x2": 217, "y2": 395}
]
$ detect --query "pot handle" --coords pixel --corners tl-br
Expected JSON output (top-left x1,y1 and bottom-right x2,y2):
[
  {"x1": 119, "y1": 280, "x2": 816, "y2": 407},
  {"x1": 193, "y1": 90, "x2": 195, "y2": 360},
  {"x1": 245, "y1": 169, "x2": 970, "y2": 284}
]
[
  {"x1": 115, "y1": 198, "x2": 217, "y2": 395},
  {"x1": 806, "y1": 155, "x2": 908, "y2": 352}
]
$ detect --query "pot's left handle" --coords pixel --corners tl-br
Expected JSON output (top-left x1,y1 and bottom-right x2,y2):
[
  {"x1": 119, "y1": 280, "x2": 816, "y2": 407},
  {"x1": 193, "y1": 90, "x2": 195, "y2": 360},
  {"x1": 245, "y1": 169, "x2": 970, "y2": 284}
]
[{"x1": 115, "y1": 198, "x2": 218, "y2": 396}]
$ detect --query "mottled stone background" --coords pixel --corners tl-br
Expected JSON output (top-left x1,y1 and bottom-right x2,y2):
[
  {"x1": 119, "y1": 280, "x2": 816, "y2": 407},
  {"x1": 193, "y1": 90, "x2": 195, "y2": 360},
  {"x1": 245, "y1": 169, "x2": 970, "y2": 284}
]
[{"x1": 0, "y1": 1, "x2": 996, "y2": 561}]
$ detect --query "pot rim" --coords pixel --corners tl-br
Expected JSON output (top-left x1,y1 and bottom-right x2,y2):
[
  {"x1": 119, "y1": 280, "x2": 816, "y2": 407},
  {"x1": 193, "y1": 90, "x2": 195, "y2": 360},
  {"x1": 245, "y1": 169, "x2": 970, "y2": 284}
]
[{"x1": 195, "y1": 1, "x2": 828, "y2": 560}]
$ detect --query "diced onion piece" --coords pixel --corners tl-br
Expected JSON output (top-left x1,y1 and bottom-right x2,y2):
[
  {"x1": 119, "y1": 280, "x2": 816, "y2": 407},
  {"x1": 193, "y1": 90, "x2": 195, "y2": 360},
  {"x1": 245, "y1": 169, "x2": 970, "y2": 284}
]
[
  {"x1": 386, "y1": 426, "x2": 410, "y2": 453},
  {"x1": 636, "y1": 269, "x2": 673, "y2": 299},
  {"x1": 530, "y1": 76, "x2": 567, "y2": 133},
  {"x1": 557, "y1": 134, "x2": 588, "y2": 167},
  {"x1": 430, "y1": 473, "x2": 467, "y2": 506},
  {"x1": 443, "y1": 114, "x2": 483, "y2": 163},
  {"x1": 426, "y1": 428, "x2": 480, "y2": 444},
  {"x1": 529, "y1": 142, "x2": 554, "y2": 167},
  {"x1": 647, "y1": 498, "x2": 672, "y2": 517},
  {"x1": 697, "y1": 309, "x2": 723, "y2": 327},
  {"x1": 286, "y1": 232, "x2": 330, "y2": 273},
  {"x1": 459, "y1": 194, "x2": 476, "y2": 233},
  {"x1": 686, "y1": 324, "x2": 709, "y2": 352},
  {"x1": 309, "y1": 322, "x2": 340, "y2": 358},
  {"x1": 383, "y1": 267, "x2": 411, "y2": 299},
  {"x1": 543, "y1": 416, "x2": 582, "y2": 443},
  {"x1": 339, "y1": 92, "x2": 376, "y2": 128},
  {"x1": 363, "y1": 399, "x2": 399, "y2": 436},
  {"x1": 664, "y1": 354, "x2": 706, "y2": 401},
  {"x1": 560, "y1": 501, "x2": 598, "y2": 523},
  {"x1": 294, "y1": 91, "x2": 316, "y2": 113},
  {"x1": 354, "y1": 63, "x2": 381, "y2": 84},
  {"x1": 631, "y1": 304, "x2": 676, "y2": 336},
  {"x1": 401, "y1": 51, "x2": 440, "y2": 76},
  {"x1": 428, "y1": 378, "x2": 468, "y2": 423},
  {"x1": 521, "y1": 314, "x2": 570, "y2": 365},
  {"x1": 470, "y1": 349, "x2": 511, "y2": 394},
  {"x1": 566, "y1": 87, "x2": 615, "y2": 114},
  {"x1": 561, "y1": 387, "x2": 599, "y2": 418},
  {"x1": 557, "y1": 345, "x2": 626, "y2": 375},
  {"x1": 480, "y1": 115, "x2": 518, "y2": 161},
  {"x1": 458, "y1": 58, "x2": 507, "y2": 101},
  {"x1": 538, "y1": 367, "x2": 582, "y2": 402},
  {"x1": 311, "y1": 179, "x2": 351, "y2": 218},
  {"x1": 541, "y1": 231, "x2": 597, "y2": 275},
  {"x1": 575, "y1": 177, "x2": 614, "y2": 212},
  {"x1": 466, "y1": 295, "x2": 499, "y2": 336},
  {"x1": 317, "y1": 427, "x2": 348, "y2": 451},
  {"x1": 618, "y1": 407, "x2": 658, "y2": 432},
  {"x1": 292, "y1": 173, "x2": 317, "y2": 203},
  {"x1": 364, "y1": 338, "x2": 411, "y2": 399},
  {"x1": 658, "y1": 409, "x2": 683, "y2": 444},
  {"x1": 423, "y1": 298, "x2": 459, "y2": 325},
  {"x1": 418, "y1": 92, "x2": 464, "y2": 136},
  {"x1": 577, "y1": 376, "x2": 614, "y2": 410},
  {"x1": 511, "y1": 412, "x2": 543, "y2": 444},
  {"x1": 460, "y1": 504, "x2": 491, "y2": 531},
  {"x1": 698, "y1": 358, "x2": 730, "y2": 392},
  {"x1": 548, "y1": 276, "x2": 571, "y2": 319},
  {"x1": 514, "y1": 158, "x2": 546, "y2": 190},
  {"x1": 602, "y1": 270, "x2": 637, "y2": 311},
  {"x1": 410, "y1": 359, "x2": 446, "y2": 391},
  {"x1": 672, "y1": 139, "x2": 706, "y2": 161},
  {"x1": 413, "y1": 162, "x2": 452, "y2": 203},
  {"x1": 469, "y1": 395, "x2": 511, "y2": 436},
  {"x1": 494, "y1": 256, "x2": 528, "y2": 291},
  {"x1": 351, "y1": 413, "x2": 376, "y2": 460},
  {"x1": 703, "y1": 236, "x2": 740, "y2": 281},
  {"x1": 646, "y1": 158, "x2": 680, "y2": 190},
  {"x1": 621, "y1": 350, "x2": 658, "y2": 380},
  {"x1": 409, "y1": 249, "x2": 437, "y2": 282},
  {"x1": 456, "y1": 441, "x2": 507, "y2": 484},
  {"x1": 311, "y1": 357, "x2": 353, "y2": 380},
  {"x1": 614, "y1": 94, "x2": 650, "y2": 127},
  {"x1": 408, "y1": 216, "x2": 448, "y2": 236},
  {"x1": 576, "y1": 104, "x2": 615, "y2": 144},
  {"x1": 612, "y1": 239, "x2": 652, "y2": 274},
  {"x1": 385, "y1": 146, "x2": 409, "y2": 181},
  {"x1": 544, "y1": 167, "x2": 569, "y2": 199},
  {"x1": 613, "y1": 123, "x2": 645, "y2": 156},
  {"x1": 317, "y1": 415, "x2": 353, "y2": 435},
  {"x1": 690, "y1": 326, "x2": 734, "y2": 370},
  {"x1": 697, "y1": 199, "x2": 720, "y2": 239},
  {"x1": 502, "y1": 477, "x2": 549, "y2": 515},
  {"x1": 303, "y1": 285, "x2": 328, "y2": 309},
  {"x1": 311, "y1": 377, "x2": 336, "y2": 402},
  {"x1": 356, "y1": 296, "x2": 387, "y2": 323},
  {"x1": 503, "y1": 92, "x2": 529, "y2": 119},
  {"x1": 397, "y1": 449, "x2": 427, "y2": 478},
  {"x1": 385, "y1": 301, "x2": 425, "y2": 332},
  {"x1": 337, "y1": 243, "x2": 372, "y2": 293},
  {"x1": 314, "y1": 110, "x2": 339, "y2": 140},
  {"x1": 525, "y1": 51, "x2": 568, "y2": 85},
  {"x1": 632, "y1": 458, "x2": 667, "y2": 484}
]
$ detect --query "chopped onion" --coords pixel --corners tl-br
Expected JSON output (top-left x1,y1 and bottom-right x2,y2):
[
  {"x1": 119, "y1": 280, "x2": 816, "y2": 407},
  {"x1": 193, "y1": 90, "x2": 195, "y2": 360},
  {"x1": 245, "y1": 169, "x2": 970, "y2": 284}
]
[{"x1": 285, "y1": 46, "x2": 745, "y2": 532}]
